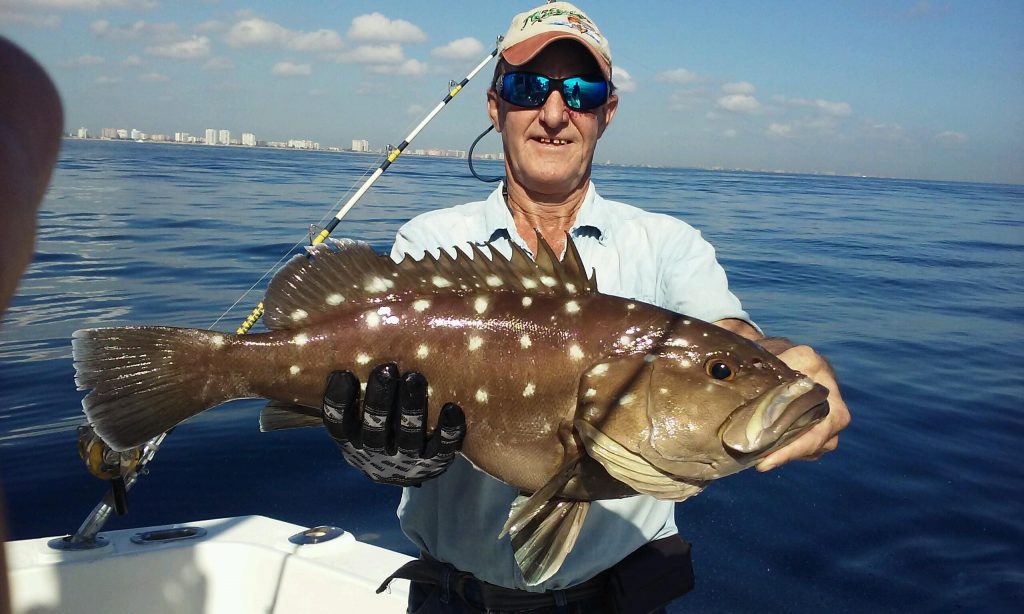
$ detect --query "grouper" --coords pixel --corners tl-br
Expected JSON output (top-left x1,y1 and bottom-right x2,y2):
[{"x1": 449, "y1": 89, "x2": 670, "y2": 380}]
[{"x1": 72, "y1": 235, "x2": 829, "y2": 585}]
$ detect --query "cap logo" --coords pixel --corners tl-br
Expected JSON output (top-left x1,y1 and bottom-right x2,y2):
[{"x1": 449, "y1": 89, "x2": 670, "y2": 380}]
[{"x1": 520, "y1": 7, "x2": 604, "y2": 47}]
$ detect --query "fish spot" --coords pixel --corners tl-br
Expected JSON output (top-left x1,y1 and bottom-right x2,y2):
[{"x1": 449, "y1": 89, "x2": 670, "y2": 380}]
[
  {"x1": 356, "y1": 353, "x2": 371, "y2": 365},
  {"x1": 565, "y1": 300, "x2": 580, "y2": 314},
  {"x1": 210, "y1": 335, "x2": 225, "y2": 348},
  {"x1": 618, "y1": 393, "x2": 636, "y2": 406},
  {"x1": 569, "y1": 344, "x2": 584, "y2": 360},
  {"x1": 474, "y1": 297, "x2": 489, "y2": 314},
  {"x1": 427, "y1": 385, "x2": 434, "y2": 397},
  {"x1": 365, "y1": 276, "x2": 395, "y2": 293},
  {"x1": 521, "y1": 277, "x2": 539, "y2": 290},
  {"x1": 523, "y1": 382, "x2": 536, "y2": 397},
  {"x1": 365, "y1": 311, "x2": 381, "y2": 328},
  {"x1": 585, "y1": 388, "x2": 597, "y2": 398},
  {"x1": 522, "y1": 296, "x2": 533, "y2": 307},
  {"x1": 361, "y1": 381, "x2": 367, "y2": 393},
  {"x1": 413, "y1": 299, "x2": 431, "y2": 312},
  {"x1": 486, "y1": 275, "x2": 503, "y2": 287},
  {"x1": 619, "y1": 335, "x2": 632, "y2": 346},
  {"x1": 591, "y1": 363, "x2": 610, "y2": 376},
  {"x1": 289, "y1": 365, "x2": 301, "y2": 375},
  {"x1": 627, "y1": 303, "x2": 636, "y2": 310},
  {"x1": 683, "y1": 319, "x2": 692, "y2": 325},
  {"x1": 475, "y1": 388, "x2": 489, "y2": 403},
  {"x1": 468, "y1": 336, "x2": 483, "y2": 351},
  {"x1": 659, "y1": 387, "x2": 669, "y2": 395},
  {"x1": 326, "y1": 293, "x2": 345, "y2": 306},
  {"x1": 644, "y1": 353, "x2": 657, "y2": 363},
  {"x1": 291, "y1": 309, "x2": 309, "y2": 322},
  {"x1": 565, "y1": 282, "x2": 577, "y2": 293},
  {"x1": 432, "y1": 276, "x2": 452, "y2": 288},
  {"x1": 417, "y1": 344, "x2": 429, "y2": 359},
  {"x1": 292, "y1": 333, "x2": 309, "y2": 346},
  {"x1": 520, "y1": 334, "x2": 532, "y2": 349},
  {"x1": 540, "y1": 275, "x2": 557, "y2": 287}
]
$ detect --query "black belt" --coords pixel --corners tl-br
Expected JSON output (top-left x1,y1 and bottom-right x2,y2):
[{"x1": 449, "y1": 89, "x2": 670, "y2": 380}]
[{"x1": 376, "y1": 554, "x2": 609, "y2": 611}]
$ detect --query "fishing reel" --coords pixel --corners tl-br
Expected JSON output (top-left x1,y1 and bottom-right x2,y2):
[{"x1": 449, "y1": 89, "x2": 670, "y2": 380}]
[{"x1": 77, "y1": 424, "x2": 142, "y2": 515}]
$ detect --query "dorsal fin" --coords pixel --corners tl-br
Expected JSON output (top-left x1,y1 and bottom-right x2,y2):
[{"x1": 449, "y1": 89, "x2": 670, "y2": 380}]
[{"x1": 263, "y1": 235, "x2": 598, "y2": 331}]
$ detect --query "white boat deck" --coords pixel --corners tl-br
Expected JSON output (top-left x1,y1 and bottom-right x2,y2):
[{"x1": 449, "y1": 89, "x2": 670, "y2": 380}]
[{"x1": 4, "y1": 515, "x2": 413, "y2": 613}]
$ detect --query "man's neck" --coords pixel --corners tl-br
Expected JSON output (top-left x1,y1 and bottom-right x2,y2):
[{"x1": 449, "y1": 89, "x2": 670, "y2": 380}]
[{"x1": 504, "y1": 178, "x2": 590, "y2": 257}]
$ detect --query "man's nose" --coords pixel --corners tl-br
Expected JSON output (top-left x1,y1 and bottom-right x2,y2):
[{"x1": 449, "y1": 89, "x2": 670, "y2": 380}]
[{"x1": 538, "y1": 89, "x2": 570, "y2": 127}]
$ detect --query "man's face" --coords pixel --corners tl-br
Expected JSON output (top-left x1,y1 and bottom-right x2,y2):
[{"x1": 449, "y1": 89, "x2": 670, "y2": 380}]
[{"x1": 488, "y1": 40, "x2": 618, "y2": 197}]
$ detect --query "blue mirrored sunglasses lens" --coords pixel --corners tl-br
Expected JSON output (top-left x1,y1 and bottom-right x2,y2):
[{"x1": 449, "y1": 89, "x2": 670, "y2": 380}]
[
  {"x1": 501, "y1": 73, "x2": 608, "y2": 110},
  {"x1": 561, "y1": 77, "x2": 608, "y2": 110}
]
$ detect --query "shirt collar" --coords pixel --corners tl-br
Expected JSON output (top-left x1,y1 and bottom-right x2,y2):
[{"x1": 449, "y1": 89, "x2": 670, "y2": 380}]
[{"x1": 481, "y1": 181, "x2": 609, "y2": 246}]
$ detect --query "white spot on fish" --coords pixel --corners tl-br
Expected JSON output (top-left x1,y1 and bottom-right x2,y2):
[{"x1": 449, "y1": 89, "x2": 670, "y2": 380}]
[
  {"x1": 520, "y1": 334, "x2": 532, "y2": 349},
  {"x1": 293, "y1": 333, "x2": 309, "y2": 346},
  {"x1": 291, "y1": 309, "x2": 308, "y2": 322},
  {"x1": 540, "y1": 275, "x2": 557, "y2": 287},
  {"x1": 565, "y1": 283, "x2": 577, "y2": 293},
  {"x1": 417, "y1": 344, "x2": 429, "y2": 359},
  {"x1": 667, "y1": 338, "x2": 689, "y2": 347},
  {"x1": 521, "y1": 277, "x2": 538, "y2": 290},
  {"x1": 683, "y1": 320, "x2": 692, "y2": 325},
  {"x1": 591, "y1": 363, "x2": 610, "y2": 376},
  {"x1": 365, "y1": 276, "x2": 394, "y2": 293},
  {"x1": 522, "y1": 296, "x2": 533, "y2": 307},
  {"x1": 585, "y1": 388, "x2": 597, "y2": 398},
  {"x1": 644, "y1": 353, "x2": 657, "y2": 363},
  {"x1": 413, "y1": 299, "x2": 431, "y2": 312},
  {"x1": 618, "y1": 393, "x2": 636, "y2": 406},
  {"x1": 468, "y1": 336, "x2": 483, "y2": 351},
  {"x1": 565, "y1": 300, "x2": 580, "y2": 314},
  {"x1": 569, "y1": 344, "x2": 584, "y2": 360},
  {"x1": 365, "y1": 311, "x2": 381, "y2": 328},
  {"x1": 432, "y1": 276, "x2": 452, "y2": 288},
  {"x1": 210, "y1": 335, "x2": 224, "y2": 347},
  {"x1": 523, "y1": 382, "x2": 536, "y2": 397},
  {"x1": 427, "y1": 385, "x2": 434, "y2": 397},
  {"x1": 486, "y1": 275, "x2": 503, "y2": 287},
  {"x1": 326, "y1": 293, "x2": 344, "y2": 306},
  {"x1": 361, "y1": 381, "x2": 367, "y2": 393},
  {"x1": 627, "y1": 303, "x2": 636, "y2": 310},
  {"x1": 476, "y1": 388, "x2": 489, "y2": 403},
  {"x1": 356, "y1": 353, "x2": 371, "y2": 365},
  {"x1": 619, "y1": 335, "x2": 632, "y2": 346},
  {"x1": 289, "y1": 365, "x2": 301, "y2": 375},
  {"x1": 474, "y1": 297, "x2": 489, "y2": 314},
  {"x1": 659, "y1": 387, "x2": 669, "y2": 395}
]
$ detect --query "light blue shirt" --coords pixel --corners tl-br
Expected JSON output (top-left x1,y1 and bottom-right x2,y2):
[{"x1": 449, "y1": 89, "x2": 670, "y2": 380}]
[{"x1": 389, "y1": 182, "x2": 753, "y2": 591}]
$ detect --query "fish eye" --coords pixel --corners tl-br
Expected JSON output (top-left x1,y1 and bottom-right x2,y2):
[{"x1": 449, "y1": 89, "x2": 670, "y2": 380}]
[{"x1": 705, "y1": 358, "x2": 736, "y2": 381}]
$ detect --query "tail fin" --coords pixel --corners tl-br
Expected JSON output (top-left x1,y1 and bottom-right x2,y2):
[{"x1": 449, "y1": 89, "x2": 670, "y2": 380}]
[{"x1": 72, "y1": 326, "x2": 239, "y2": 451}]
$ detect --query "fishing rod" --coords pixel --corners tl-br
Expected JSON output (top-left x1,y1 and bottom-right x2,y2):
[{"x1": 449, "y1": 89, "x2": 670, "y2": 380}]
[{"x1": 59, "y1": 44, "x2": 501, "y2": 549}]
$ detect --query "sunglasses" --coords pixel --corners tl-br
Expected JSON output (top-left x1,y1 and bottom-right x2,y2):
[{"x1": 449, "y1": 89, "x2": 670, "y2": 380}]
[{"x1": 497, "y1": 71, "x2": 609, "y2": 111}]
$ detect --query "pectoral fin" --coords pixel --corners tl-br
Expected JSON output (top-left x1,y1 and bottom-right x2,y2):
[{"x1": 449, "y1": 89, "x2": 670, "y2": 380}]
[{"x1": 500, "y1": 455, "x2": 589, "y2": 586}]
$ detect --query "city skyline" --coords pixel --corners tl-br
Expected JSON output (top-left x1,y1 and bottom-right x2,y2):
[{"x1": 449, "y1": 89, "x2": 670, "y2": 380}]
[{"x1": 3, "y1": 1, "x2": 1022, "y2": 184}]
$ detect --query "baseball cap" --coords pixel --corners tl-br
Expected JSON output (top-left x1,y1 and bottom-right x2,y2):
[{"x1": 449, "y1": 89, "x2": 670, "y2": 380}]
[{"x1": 498, "y1": 2, "x2": 612, "y2": 80}]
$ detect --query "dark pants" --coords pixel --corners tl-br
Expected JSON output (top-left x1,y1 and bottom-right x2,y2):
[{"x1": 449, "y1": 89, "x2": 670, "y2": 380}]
[{"x1": 408, "y1": 579, "x2": 668, "y2": 614}]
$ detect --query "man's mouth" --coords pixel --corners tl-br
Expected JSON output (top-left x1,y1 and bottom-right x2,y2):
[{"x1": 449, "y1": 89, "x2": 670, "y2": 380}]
[{"x1": 535, "y1": 137, "x2": 570, "y2": 146}]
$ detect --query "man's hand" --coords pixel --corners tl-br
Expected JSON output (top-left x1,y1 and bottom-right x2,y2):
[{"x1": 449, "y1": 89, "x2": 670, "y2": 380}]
[
  {"x1": 321, "y1": 363, "x2": 466, "y2": 486},
  {"x1": 756, "y1": 344, "x2": 851, "y2": 471}
]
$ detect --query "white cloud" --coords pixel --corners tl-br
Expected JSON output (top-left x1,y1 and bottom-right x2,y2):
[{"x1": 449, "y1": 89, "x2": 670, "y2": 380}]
[
  {"x1": 722, "y1": 81, "x2": 755, "y2": 95},
  {"x1": 723, "y1": 128, "x2": 738, "y2": 138},
  {"x1": 860, "y1": 121, "x2": 907, "y2": 142},
  {"x1": 612, "y1": 66, "x2": 636, "y2": 93},
  {"x1": 775, "y1": 96, "x2": 852, "y2": 117},
  {"x1": 203, "y1": 57, "x2": 234, "y2": 71},
  {"x1": 934, "y1": 130, "x2": 968, "y2": 144},
  {"x1": 61, "y1": 54, "x2": 105, "y2": 68},
  {"x1": 122, "y1": 54, "x2": 142, "y2": 66},
  {"x1": 272, "y1": 61, "x2": 312, "y2": 77},
  {"x1": 767, "y1": 123, "x2": 794, "y2": 138},
  {"x1": 95, "y1": 75, "x2": 122, "y2": 84},
  {"x1": 657, "y1": 68, "x2": 699, "y2": 84},
  {"x1": 329, "y1": 44, "x2": 405, "y2": 65},
  {"x1": 431, "y1": 37, "x2": 485, "y2": 60},
  {"x1": 0, "y1": 10, "x2": 61, "y2": 28},
  {"x1": 225, "y1": 18, "x2": 342, "y2": 52},
  {"x1": 369, "y1": 59, "x2": 428, "y2": 77},
  {"x1": 146, "y1": 36, "x2": 211, "y2": 60},
  {"x1": 90, "y1": 19, "x2": 182, "y2": 43},
  {"x1": 139, "y1": 71, "x2": 169, "y2": 82},
  {"x1": 348, "y1": 12, "x2": 426, "y2": 43},
  {"x1": 717, "y1": 94, "x2": 761, "y2": 114}
]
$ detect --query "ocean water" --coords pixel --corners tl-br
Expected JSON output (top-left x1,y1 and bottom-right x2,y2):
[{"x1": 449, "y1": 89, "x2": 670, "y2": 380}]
[{"x1": 1, "y1": 139, "x2": 1022, "y2": 612}]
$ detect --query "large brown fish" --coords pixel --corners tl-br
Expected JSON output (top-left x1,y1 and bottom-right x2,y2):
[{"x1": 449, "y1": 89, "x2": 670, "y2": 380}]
[{"x1": 72, "y1": 236, "x2": 828, "y2": 584}]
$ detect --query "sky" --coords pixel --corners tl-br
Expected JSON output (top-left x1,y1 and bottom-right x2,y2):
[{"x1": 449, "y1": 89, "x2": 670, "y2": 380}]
[{"x1": 2, "y1": 0, "x2": 1022, "y2": 184}]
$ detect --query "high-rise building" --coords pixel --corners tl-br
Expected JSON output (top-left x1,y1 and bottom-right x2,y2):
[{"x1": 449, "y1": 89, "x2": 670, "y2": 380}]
[
  {"x1": 205, "y1": 128, "x2": 216, "y2": 144},
  {"x1": 76, "y1": 127, "x2": 89, "y2": 139},
  {"x1": 241, "y1": 132, "x2": 256, "y2": 147},
  {"x1": 175, "y1": 132, "x2": 192, "y2": 143},
  {"x1": 101, "y1": 128, "x2": 118, "y2": 139},
  {"x1": 130, "y1": 129, "x2": 142, "y2": 140},
  {"x1": 351, "y1": 139, "x2": 369, "y2": 152},
  {"x1": 218, "y1": 129, "x2": 230, "y2": 145},
  {"x1": 116, "y1": 129, "x2": 129, "y2": 139}
]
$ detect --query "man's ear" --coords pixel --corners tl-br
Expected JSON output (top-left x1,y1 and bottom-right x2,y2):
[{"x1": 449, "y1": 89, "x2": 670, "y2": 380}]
[
  {"x1": 487, "y1": 89, "x2": 502, "y2": 133},
  {"x1": 597, "y1": 93, "x2": 618, "y2": 138}
]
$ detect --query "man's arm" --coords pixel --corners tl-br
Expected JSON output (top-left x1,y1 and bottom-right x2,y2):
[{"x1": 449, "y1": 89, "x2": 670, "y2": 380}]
[{"x1": 713, "y1": 318, "x2": 852, "y2": 472}]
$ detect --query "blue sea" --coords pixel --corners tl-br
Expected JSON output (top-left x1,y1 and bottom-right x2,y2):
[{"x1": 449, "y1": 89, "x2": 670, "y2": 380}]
[{"x1": 1, "y1": 139, "x2": 1022, "y2": 612}]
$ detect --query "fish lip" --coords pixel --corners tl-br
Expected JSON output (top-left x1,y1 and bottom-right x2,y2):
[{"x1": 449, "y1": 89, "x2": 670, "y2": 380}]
[{"x1": 720, "y1": 378, "x2": 830, "y2": 460}]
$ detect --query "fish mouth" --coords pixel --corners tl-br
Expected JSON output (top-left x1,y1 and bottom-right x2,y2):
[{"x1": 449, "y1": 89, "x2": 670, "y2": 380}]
[{"x1": 720, "y1": 377, "x2": 830, "y2": 461}]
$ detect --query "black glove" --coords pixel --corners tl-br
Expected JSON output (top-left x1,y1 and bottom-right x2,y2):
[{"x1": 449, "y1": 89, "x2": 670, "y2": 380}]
[{"x1": 322, "y1": 363, "x2": 466, "y2": 486}]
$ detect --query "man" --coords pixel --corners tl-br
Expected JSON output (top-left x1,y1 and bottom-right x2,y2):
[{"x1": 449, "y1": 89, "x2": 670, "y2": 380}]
[{"x1": 324, "y1": 3, "x2": 850, "y2": 612}]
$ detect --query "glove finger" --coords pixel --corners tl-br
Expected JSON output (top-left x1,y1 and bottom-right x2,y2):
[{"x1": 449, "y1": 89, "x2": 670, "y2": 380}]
[
  {"x1": 322, "y1": 371, "x2": 361, "y2": 446},
  {"x1": 423, "y1": 402, "x2": 466, "y2": 461},
  {"x1": 361, "y1": 363, "x2": 400, "y2": 453},
  {"x1": 395, "y1": 371, "x2": 428, "y2": 456}
]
